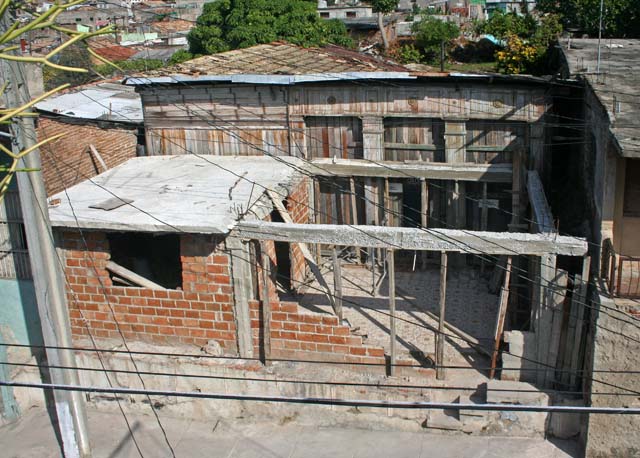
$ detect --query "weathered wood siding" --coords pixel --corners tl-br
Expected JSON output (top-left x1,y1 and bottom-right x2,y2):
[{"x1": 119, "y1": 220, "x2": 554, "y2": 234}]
[
  {"x1": 305, "y1": 117, "x2": 363, "y2": 159},
  {"x1": 465, "y1": 120, "x2": 527, "y2": 164},
  {"x1": 139, "y1": 82, "x2": 547, "y2": 157},
  {"x1": 383, "y1": 118, "x2": 444, "y2": 162}
]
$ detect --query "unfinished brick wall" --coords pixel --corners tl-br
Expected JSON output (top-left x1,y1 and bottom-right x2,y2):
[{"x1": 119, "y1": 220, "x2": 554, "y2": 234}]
[
  {"x1": 286, "y1": 177, "x2": 310, "y2": 290},
  {"x1": 61, "y1": 230, "x2": 238, "y2": 352},
  {"x1": 38, "y1": 117, "x2": 138, "y2": 197},
  {"x1": 249, "y1": 237, "x2": 385, "y2": 365}
]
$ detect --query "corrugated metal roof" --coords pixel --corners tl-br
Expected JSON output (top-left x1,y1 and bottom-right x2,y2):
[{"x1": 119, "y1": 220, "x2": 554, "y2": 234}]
[
  {"x1": 48, "y1": 155, "x2": 302, "y2": 234},
  {"x1": 35, "y1": 82, "x2": 143, "y2": 124}
]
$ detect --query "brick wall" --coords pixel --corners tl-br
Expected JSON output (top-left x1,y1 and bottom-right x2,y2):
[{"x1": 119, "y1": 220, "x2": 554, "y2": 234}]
[
  {"x1": 287, "y1": 177, "x2": 310, "y2": 290},
  {"x1": 249, "y1": 300, "x2": 385, "y2": 365},
  {"x1": 37, "y1": 117, "x2": 138, "y2": 197},
  {"x1": 61, "y1": 230, "x2": 238, "y2": 352},
  {"x1": 250, "y1": 236, "x2": 385, "y2": 366}
]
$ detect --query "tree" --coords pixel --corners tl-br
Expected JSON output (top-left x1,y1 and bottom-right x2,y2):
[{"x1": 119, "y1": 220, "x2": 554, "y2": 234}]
[
  {"x1": 370, "y1": 0, "x2": 398, "y2": 50},
  {"x1": 536, "y1": 0, "x2": 640, "y2": 37},
  {"x1": 188, "y1": 0, "x2": 352, "y2": 56},
  {"x1": 412, "y1": 16, "x2": 460, "y2": 64}
]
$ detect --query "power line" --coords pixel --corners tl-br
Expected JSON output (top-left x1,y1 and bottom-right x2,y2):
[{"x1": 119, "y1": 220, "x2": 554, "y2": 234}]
[
  {"x1": 4, "y1": 380, "x2": 640, "y2": 414},
  {"x1": 2, "y1": 359, "x2": 639, "y2": 397}
]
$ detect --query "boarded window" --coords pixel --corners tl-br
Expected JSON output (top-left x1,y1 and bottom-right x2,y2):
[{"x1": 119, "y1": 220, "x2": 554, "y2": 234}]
[
  {"x1": 305, "y1": 117, "x2": 363, "y2": 160},
  {"x1": 107, "y1": 233, "x2": 182, "y2": 289},
  {"x1": 383, "y1": 118, "x2": 444, "y2": 162},
  {"x1": 465, "y1": 121, "x2": 525, "y2": 164},
  {"x1": 624, "y1": 159, "x2": 640, "y2": 217}
]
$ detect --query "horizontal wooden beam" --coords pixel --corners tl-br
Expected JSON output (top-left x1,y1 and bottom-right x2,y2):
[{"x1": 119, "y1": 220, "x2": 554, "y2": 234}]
[
  {"x1": 383, "y1": 142, "x2": 439, "y2": 151},
  {"x1": 233, "y1": 222, "x2": 588, "y2": 256},
  {"x1": 306, "y1": 159, "x2": 512, "y2": 182}
]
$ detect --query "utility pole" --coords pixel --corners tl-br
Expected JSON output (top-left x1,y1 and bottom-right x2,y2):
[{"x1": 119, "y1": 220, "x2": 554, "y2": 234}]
[{"x1": 0, "y1": 12, "x2": 91, "y2": 458}]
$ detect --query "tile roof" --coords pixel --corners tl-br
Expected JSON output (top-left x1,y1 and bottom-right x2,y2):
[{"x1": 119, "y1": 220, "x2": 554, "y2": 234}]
[
  {"x1": 142, "y1": 41, "x2": 408, "y2": 77},
  {"x1": 151, "y1": 18, "x2": 192, "y2": 34}
]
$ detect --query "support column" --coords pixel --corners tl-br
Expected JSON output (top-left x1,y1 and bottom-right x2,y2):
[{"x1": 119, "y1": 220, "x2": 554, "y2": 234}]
[
  {"x1": 332, "y1": 246, "x2": 343, "y2": 321},
  {"x1": 388, "y1": 248, "x2": 396, "y2": 376},
  {"x1": 362, "y1": 116, "x2": 384, "y2": 226},
  {"x1": 260, "y1": 242, "x2": 272, "y2": 365},
  {"x1": 227, "y1": 237, "x2": 254, "y2": 358},
  {"x1": 436, "y1": 252, "x2": 448, "y2": 380},
  {"x1": 421, "y1": 178, "x2": 429, "y2": 270}
]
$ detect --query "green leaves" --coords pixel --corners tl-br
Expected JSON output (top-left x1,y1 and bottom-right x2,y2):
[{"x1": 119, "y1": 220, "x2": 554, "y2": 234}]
[
  {"x1": 370, "y1": 0, "x2": 399, "y2": 14},
  {"x1": 537, "y1": 0, "x2": 640, "y2": 37},
  {"x1": 412, "y1": 16, "x2": 459, "y2": 63},
  {"x1": 187, "y1": 0, "x2": 353, "y2": 55}
]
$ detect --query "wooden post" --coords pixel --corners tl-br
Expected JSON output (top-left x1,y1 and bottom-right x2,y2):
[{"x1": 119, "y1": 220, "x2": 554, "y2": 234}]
[
  {"x1": 568, "y1": 255, "x2": 591, "y2": 387},
  {"x1": 388, "y1": 248, "x2": 396, "y2": 376},
  {"x1": 436, "y1": 251, "x2": 448, "y2": 380},
  {"x1": 349, "y1": 177, "x2": 363, "y2": 262},
  {"x1": 421, "y1": 178, "x2": 428, "y2": 270},
  {"x1": 490, "y1": 256, "x2": 513, "y2": 379},
  {"x1": 313, "y1": 178, "x2": 322, "y2": 264},
  {"x1": 332, "y1": 246, "x2": 343, "y2": 321},
  {"x1": 480, "y1": 182, "x2": 488, "y2": 274},
  {"x1": 261, "y1": 242, "x2": 272, "y2": 365}
]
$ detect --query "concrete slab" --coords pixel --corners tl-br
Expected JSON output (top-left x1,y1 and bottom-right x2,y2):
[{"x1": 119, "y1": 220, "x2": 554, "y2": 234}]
[
  {"x1": 48, "y1": 155, "x2": 302, "y2": 234},
  {"x1": 0, "y1": 407, "x2": 578, "y2": 458}
]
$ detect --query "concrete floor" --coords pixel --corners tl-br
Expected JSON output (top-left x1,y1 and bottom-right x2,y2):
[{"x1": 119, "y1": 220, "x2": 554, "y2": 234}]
[
  {"x1": 1, "y1": 407, "x2": 579, "y2": 458},
  {"x1": 295, "y1": 258, "x2": 500, "y2": 369}
]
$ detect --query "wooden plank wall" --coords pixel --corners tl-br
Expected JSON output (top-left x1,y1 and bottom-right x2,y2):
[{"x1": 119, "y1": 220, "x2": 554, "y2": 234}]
[
  {"x1": 140, "y1": 83, "x2": 547, "y2": 157},
  {"x1": 465, "y1": 121, "x2": 526, "y2": 164},
  {"x1": 305, "y1": 117, "x2": 363, "y2": 159},
  {"x1": 383, "y1": 118, "x2": 444, "y2": 162}
]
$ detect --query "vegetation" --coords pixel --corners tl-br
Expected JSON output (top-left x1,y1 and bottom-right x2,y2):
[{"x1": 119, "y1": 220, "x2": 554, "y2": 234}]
[
  {"x1": 0, "y1": 0, "x2": 114, "y2": 199},
  {"x1": 370, "y1": 0, "x2": 399, "y2": 49},
  {"x1": 411, "y1": 16, "x2": 459, "y2": 64},
  {"x1": 536, "y1": 0, "x2": 640, "y2": 37},
  {"x1": 475, "y1": 11, "x2": 562, "y2": 74},
  {"x1": 187, "y1": 0, "x2": 352, "y2": 55},
  {"x1": 43, "y1": 43, "x2": 95, "y2": 91}
]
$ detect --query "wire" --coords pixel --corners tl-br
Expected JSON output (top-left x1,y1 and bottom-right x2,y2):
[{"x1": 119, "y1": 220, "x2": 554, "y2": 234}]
[
  {"x1": 4, "y1": 380, "x2": 640, "y2": 414},
  {"x1": 3, "y1": 359, "x2": 640, "y2": 398}
]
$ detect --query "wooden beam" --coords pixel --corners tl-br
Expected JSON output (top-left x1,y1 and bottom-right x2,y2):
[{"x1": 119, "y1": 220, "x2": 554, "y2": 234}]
[
  {"x1": 421, "y1": 178, "x2": 428, "y2": 270},
  {"x1": 527, "y1": 171, "x2": 554, "y2": 233},
  {"x1": 436, "y1": 251, "x2": 447, "y2": 380},
  {"x1": 260, "y1": 242, "x2": 271, "y2": 365},
  {"x1": 332, "y1": 246, "x2": 343, "y2": 321},
  {"x1": 227, "y1": 237, "x2": 254, "y2": 358},
  {"x1": 105, "y1": 261, "x2": 163, "y2": 290},
  {"x1": 233, "y1": 221, "x2": 589, "y2": 256},
  {"x1": 383, "y1": 142, "x2": 438, "y2": 151},
  {"x1": 490, "y1": 256, "x2": 513, "y2": 379},
  {"x1": 88, "y1": 144, "x2": 108, "y2": 172},
  {"x1": 266, "y1": 190, "x2": 336, "y2": 311},
  {"x1": 308, "y1": 159, "x2": 513, "y2": 183},
  {"x1": 568, "y1": 255, "x2": 591, "y2": 387},
  {"x1": 388, "y1": 248, "x2": 396, "y2": 377}
]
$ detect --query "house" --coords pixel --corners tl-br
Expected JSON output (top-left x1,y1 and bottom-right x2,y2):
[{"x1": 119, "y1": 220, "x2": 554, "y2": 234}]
[
  {"x1": 558, "y1": 38, "x2": 640, "y2": 457},
  {"x1": 34, "y1": 81, "x2": 144, "y2": 196},
  {"x1": 36, "y1": 42, "x2": 593, "y2": 438}
]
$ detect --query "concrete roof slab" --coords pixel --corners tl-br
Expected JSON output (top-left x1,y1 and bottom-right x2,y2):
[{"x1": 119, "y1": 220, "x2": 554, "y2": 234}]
[{"x1": 48, "y1": 155, "x2": 302, "y2": 234}]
